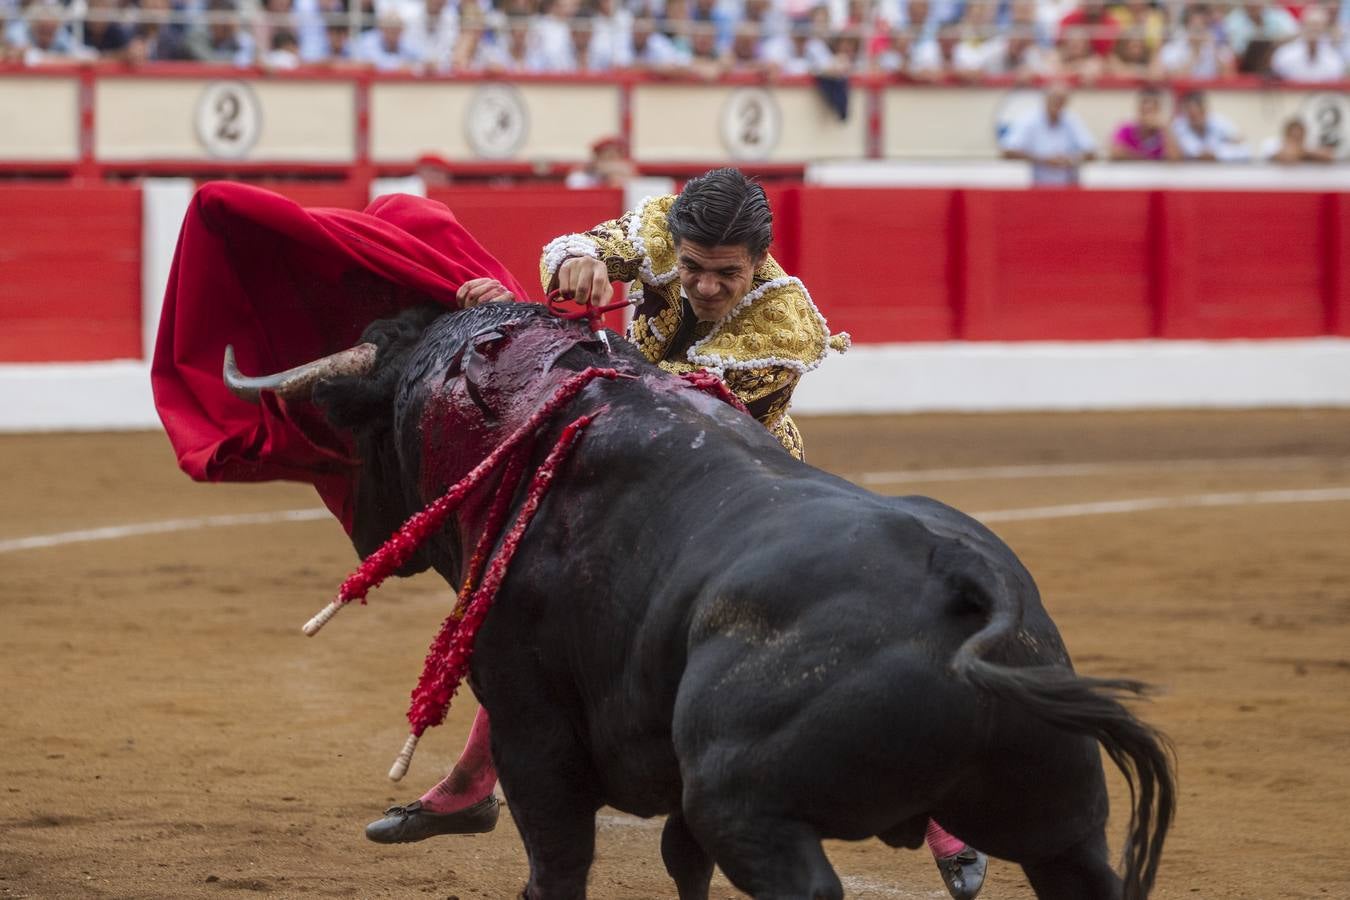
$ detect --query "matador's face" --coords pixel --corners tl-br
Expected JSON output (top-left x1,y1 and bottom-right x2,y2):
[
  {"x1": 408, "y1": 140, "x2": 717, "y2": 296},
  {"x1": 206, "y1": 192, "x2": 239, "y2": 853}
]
[{"x1": 675, "y1": 240, "x2": 765, "y2": 323}]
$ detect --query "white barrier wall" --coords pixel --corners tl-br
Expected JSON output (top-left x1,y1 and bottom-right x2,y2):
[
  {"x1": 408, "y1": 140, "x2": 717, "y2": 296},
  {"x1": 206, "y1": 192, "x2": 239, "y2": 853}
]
[
  {"x1": 3, "y1": 73, "x2": 1348, "y2": 167},
  {"x1": 94, "y1": 77, "x2": 356, "y2": 162},
  {"x1": 371, "y1": 81, "x2": 622, "y2": 163},
  {"x1": 0, "y1": 75, "x2": 79, "y2": 161},
  {"x1": 632, "y1": 82, "x2": 867, "y2": 162}
]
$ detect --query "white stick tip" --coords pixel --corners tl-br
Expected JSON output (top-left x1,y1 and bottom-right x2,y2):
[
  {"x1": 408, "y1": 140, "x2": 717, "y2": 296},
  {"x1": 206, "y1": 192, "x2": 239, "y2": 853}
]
[
  {"x1": 388, "y1": 733, "x2": 419, "y2": 781},
  {"x1": 302, "y1": 600, "x2": 343, "y2": 636}
]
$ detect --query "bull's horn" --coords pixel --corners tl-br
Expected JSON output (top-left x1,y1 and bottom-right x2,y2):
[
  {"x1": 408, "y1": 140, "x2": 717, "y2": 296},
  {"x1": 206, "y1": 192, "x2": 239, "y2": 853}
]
[{"x1": 223, "y1": 342, "x2": 379, "y2": 403}]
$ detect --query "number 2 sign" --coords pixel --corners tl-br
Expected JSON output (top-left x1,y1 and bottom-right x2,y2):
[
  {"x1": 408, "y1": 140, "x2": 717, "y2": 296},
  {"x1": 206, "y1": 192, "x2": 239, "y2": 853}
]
[
  {"x1": 719, "y1": 88, "x2": 781, "y2": 161},
  {"x1": 194, "y1": 81, "x2": 262, "y2": 159}
]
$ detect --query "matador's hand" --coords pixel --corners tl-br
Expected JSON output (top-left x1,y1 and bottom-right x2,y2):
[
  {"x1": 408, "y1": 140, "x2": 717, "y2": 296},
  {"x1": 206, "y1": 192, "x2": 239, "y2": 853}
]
[
  {"x1": 556, "y1": 256, "x2": 614, "y2": 309},
  {"x1": 457, "y1": 278, "x2": 515, "y2": 308}
]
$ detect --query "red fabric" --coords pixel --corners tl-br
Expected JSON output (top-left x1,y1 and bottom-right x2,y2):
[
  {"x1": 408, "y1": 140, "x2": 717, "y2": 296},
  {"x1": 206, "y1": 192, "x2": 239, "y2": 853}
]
[{"x1": 150, "y1": 181, "x2": 532, "y2": 531}]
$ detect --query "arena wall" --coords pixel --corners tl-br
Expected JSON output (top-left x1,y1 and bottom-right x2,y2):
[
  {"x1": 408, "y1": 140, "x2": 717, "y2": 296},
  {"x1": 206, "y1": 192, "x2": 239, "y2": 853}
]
[{"x1": 2, "y1": 178, "x2": 1348, "y2": 430}]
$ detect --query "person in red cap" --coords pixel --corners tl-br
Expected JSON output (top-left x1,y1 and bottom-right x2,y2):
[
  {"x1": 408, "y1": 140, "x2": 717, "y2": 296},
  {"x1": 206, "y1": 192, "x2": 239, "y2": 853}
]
[{"x1": 564, "y1": 135, "x2": 638, "y2": 189}]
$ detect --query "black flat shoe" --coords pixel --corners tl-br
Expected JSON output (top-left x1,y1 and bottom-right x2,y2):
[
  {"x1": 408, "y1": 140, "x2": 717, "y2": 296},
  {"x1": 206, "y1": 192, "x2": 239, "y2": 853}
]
[
  {"x1": 936, "y1": 846, "x2": 988, "y2": 900},
  {"x1": 364, "y1": 796, "x2": 500, "y2": 844}
]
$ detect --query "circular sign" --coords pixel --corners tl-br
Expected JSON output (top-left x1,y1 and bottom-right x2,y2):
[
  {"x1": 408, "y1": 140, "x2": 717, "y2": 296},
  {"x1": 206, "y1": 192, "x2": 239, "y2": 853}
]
[
  {"x1": 464, "y1": 84, "x2": 529, "y2": 159},
  {"x1": 194, "y1": 81, "x2": 262, "y2": 159},
  {"x1": 719, "y1": 88, "x2": 782, "y2": 161},
  {"x1": 1299, "y1": 93, "x2": 1350, "y2": 160}
]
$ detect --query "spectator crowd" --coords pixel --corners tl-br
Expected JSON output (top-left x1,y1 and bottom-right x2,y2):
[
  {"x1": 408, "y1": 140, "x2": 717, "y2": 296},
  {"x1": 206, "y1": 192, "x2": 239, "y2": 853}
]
[{"x1": 2, "y1": 0, "x2": 1349, "y2": 82}]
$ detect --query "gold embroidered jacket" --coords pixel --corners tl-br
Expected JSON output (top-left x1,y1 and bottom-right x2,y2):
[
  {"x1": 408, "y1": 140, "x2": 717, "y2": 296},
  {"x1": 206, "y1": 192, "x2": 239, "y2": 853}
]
[{"x1": 540, "y1": 195, "x2": 848, "y2": 459}]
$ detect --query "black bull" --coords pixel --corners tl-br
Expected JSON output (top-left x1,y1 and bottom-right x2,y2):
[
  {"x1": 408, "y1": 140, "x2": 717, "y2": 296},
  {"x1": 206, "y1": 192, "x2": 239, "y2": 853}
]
[{"x1": 293, "y1": 303, "x2": 1175, "y2": 900}]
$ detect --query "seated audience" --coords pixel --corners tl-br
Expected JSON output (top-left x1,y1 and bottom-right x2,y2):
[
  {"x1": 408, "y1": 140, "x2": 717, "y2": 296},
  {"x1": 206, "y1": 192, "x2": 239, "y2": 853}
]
[
  {"x1": 1170, "y1": 90, "x2": 1251, "y2": 161},
  {"x1": 1157, "y1": 4, "x2": 1236, "y2": 80},
  {"x1": 1224, "y1": 0, "x2": 1298, "y2": 74},
  {"x1": 1110, "y1": 86, "x2": 1180, "y2": 160},
  {"x1": 1000, "y1": 80, "x2": 1099, "y2": 186},
  {"x1": 1260, "y1": 116, "x2": 1336, "y2": 162},
  {"x1": 1270, "y1": 3, "x2": 1345, "y2": 81},
  {"x1": 185, "y1": 0, "x2": 256, "y2": 65}
]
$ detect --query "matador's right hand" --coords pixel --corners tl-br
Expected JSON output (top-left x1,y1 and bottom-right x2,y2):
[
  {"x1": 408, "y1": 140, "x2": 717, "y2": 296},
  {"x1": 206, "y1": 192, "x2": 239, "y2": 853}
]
[{"x1": 556, "y1": 256, "x2": 614, "y2": 309}]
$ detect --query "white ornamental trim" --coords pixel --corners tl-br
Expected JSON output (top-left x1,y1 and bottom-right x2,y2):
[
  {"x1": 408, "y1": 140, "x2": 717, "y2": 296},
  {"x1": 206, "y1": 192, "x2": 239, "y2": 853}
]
[
  {"x1": 625, "y1": 285, "x2": 644, "y2": 340},
  {"x1": 686, "y1": 276, "x2": 846, "y2": 374},
  {"x1": 628, "y1": 195, "x2": 680, "y2": 286},
  {"x1": 541, "y1": 234, "x2": 600, "y2": 279}
]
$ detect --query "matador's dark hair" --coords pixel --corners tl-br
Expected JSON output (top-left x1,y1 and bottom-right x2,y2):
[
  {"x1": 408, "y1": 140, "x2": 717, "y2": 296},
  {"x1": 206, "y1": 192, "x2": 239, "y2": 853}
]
[{"x1": 667, "y1": 167, "x2": 773, "y2": 259}]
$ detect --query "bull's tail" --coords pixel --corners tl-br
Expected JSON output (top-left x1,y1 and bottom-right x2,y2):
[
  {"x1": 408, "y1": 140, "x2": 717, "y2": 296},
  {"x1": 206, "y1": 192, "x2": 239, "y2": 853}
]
[{"x1": 950, "y1": 606, "x2": 1176, "y2": 900}]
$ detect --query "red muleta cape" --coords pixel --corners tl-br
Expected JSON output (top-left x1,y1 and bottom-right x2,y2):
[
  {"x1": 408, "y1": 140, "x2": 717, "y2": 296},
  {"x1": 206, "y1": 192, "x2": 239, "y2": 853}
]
[{"x1": 151, "y1": 182, "x2": 532, "y2": 532}]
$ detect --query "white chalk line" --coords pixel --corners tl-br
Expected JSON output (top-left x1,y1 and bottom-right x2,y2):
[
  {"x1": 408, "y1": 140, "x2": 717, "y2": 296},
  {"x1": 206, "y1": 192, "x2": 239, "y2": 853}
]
[
  {"x1": 972, "y1": 486, "x2": 1350, "y2": 523},
  {"x1": 857, "y1": 454, "x2": 1337, "y2": 486},
  {"x1": 0, "y1": 508, "x2": 330, "y2": 553},
  {"x1": 5, "y1": 467, "x2": 1350, "y2": 555}
]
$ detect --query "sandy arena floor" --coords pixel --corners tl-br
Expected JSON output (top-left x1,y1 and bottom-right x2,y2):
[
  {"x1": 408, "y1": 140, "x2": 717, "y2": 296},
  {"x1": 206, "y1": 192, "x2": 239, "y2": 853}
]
[{"x1": 2, "y1": 410, "x2": 1349, "y2": 899}]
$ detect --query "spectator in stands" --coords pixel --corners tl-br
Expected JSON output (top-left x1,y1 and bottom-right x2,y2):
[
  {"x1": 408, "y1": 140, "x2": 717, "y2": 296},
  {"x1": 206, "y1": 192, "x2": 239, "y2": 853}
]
[
  {"x1": 952, "y1": 0, "x2": 1004, "y2": 78},
  {"x1": 896, "y1": 0, "x2": 938, "y2": 41},
  {"x1": 253, "y1": 0, "x2": 297, "y2": 63},
  {"x1": 296, "y1": 0, "x2": 348, "y2": 62},
  {"x1": 1110, "y1": 86, "x2": 1180, "y2": 160},
  {"x1": 81, "y1": 0, "x2": 136, "y2": 58},
  {"x1": 1224, "y1": 0, "x2": 1298, "y2": 74},
  {"x1": 767, "y1": 13, "x2": 834, "y2": 74},
  {"x1": 827, "y1": 24, "x2": 866, "y2": 72},
  {"x1": 530, "y1": 0, "x2": 578, "y2": 71},
  {"x1": 909, "y1": 21, "x2": 961, "y2": 79},
  {"x1": 321, "y1": 20, "x2": 358, "y2": 62},
  {"x1": 565, "y1": 134, "x2": 638, "y2": 187},
  {"x1": 406, "y1": 0, "x2": 459, "y2": 71},
  {"x1": 588, "y1": 0, "x2": 633, "y2": 70},
  {"x1": 725, "y1": 22, "x2": 771, "y2": 72},
  {"x1": 450, "y1": 0, "x2": 489, "y2": 69},
  {"x1": 186, "y1": 0, "x2": 256, "y2": 65},
  {"x1": 687, "y1": 19, "x2": 726, "y2": 76},
  {"x1": 986, "y1": 0, "x2": 1057, "y2": 78},
  {"x1": 1270, "y1": 3, "x2": 1345, "y2": 81},
  {"x1": 263, "y1": 26, "x2": 302, "y2": 66},
  {"x1": 1106, "y1": 0, "x2": 1163, "y2": 51},
  {"x1": 1171, "y1": 90, "x2": 1251, "y2": 160},
  {"x1": 354, "y1": 9, "x2": 421, "y2": 70},
  {"x1": 16, "y1": 0, "x2": 86, "y2": 64},
  {"x1": 624, "y1": 14, "x2": 683, "y2": 69},
  {"x1": 1000, "y1": 79, "x2": 1098, "y2": 186},
  {"x1": 1108, "y1": 29, "x2": 1155, "y2": 76},
  {"x1": 127, "y1": 0, "x2": 194, "y2": 62},
  {"x1": 1260, "y1": 116, "x2": 1336, "y2": 162},
  {"x1": 1055, "y1": 21, "x2": 1107, "y2": 79},
  {"x1": 1156, "y1": 4, "x2": 1236, "y2": 80},
  {"x1": 1058, "y1": 0, "x2": 1120, "y2": 57},
  {"x1": 690, "y1": 0, "x2": 732, "y2": 53},
  {"x1": 661, "y1": 0, "x2": 694, "y2": 56}
]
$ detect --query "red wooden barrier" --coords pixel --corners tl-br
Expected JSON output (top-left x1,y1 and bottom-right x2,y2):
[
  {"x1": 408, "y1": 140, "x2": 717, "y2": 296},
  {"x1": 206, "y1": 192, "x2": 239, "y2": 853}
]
[
  {"x1": 957, "y1": 189, "x2": 1155, "y2": 342},
  {"x1": 1155, "y1": 191, "x2": 1327, "y2": 339},
  {"x1": 3, "y1": 182, "x2": 1347, "y2": 364},
  {"x1": 795, "y1": 188, "x2": 955, "y2": 343},
  {"x1": 0, "y1": 185, "x2": 141, "y2": 362}
]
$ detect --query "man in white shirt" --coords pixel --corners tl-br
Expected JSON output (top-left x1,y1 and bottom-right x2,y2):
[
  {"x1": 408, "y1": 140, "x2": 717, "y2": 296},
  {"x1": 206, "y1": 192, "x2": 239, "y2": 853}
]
[
  {"x1": 1170, "y1": 90, "x2": 1252, "y2": 161},
  {"x1": 1000, "y1": 81, "x2": 1099, "y2": 186},
  {"x1": 1271, "y1": 4, "x2": 1345, "y2": 82},
  {"x1": 353, "y1": 9, "x2": 423, "y2": 70}
]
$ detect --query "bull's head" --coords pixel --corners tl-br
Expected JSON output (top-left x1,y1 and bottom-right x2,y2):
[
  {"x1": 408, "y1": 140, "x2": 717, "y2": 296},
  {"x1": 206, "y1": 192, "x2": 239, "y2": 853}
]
[{"x1": 224, "y1": 303, "x2": 635, "y2": 583}]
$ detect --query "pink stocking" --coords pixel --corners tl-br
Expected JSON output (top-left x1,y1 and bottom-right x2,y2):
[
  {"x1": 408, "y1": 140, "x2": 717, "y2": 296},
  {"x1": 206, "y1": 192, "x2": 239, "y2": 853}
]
[
  {"x1": 925, "y1": 818, "x2": 967, "y2": 859},
  {"x1": 418, "y1": 707, "x2": 498, "y2": 814}
]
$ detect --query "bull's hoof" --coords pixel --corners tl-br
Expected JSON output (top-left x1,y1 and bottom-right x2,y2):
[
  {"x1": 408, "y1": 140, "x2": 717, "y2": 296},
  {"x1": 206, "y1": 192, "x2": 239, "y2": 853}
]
[
  {"x1": 935, "y1": 847, "x2": 987, "y2": 900},
  {"x1": 364, "y1": 796, "x2": 499, "y2": 844}
]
